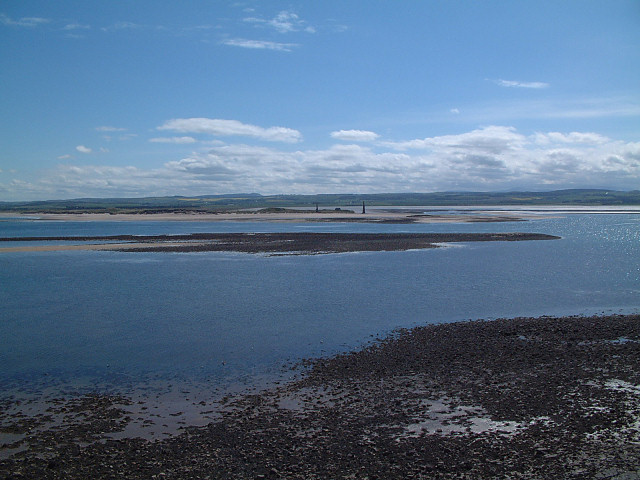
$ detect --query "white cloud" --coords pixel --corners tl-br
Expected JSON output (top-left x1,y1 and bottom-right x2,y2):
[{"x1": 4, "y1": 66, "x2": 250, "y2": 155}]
[
  {"x1": 138, "y1": 129, "x2": 636, "y2": 191},
  {"x1": 36, "y1": 165, "x2": 173, "y2": 198},
  {"x1": 57, "y1": 154, "x2": 72, "y2": 160},
  {"x1": 5, "y1": 127, "x2": 638, "y2": 200},
  {"x1": 76, "y1": 145, "x2": 92, "y2": 154},
  {"x1": 163, "y1": 143, "x2": 414, "y2": 192},
  {"x1": 450, "y1": 108, "x2": 460, "y2": 114},
  {"x1": 244, "y1": 10, "x2": 315, "y2": 34},
  {"x1": 158, "y1": 118, "x2": 302, "y2": 143},
  {"x1": 150, "y1": 136, "x2": 197, "y2": 144},
  {"x1": 330, "y1": 130, "x2": 379, "y2": 142},
  {"x1": 0, "y1": 14, "x2": 50, "y2": 28},
  {"x1": 221, "y1": 38, "x2": 298, "y2": 52},
  {"x1": 494, "y1": 79, "x2": 549, "y2": 89},
  {"x1": 384, "y1": 126, "x2": 527, "y2": 154}
]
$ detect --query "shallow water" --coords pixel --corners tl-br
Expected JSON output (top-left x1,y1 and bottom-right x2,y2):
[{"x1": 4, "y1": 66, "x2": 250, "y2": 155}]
[{"x1": 1, "y1": 213, "x2": 638, "y2": 402}]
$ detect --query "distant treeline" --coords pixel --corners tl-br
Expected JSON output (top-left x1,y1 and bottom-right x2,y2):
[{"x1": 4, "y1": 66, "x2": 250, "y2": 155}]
[{"x1": 1, "y1": 189, "x2": 639, "y2": 213}]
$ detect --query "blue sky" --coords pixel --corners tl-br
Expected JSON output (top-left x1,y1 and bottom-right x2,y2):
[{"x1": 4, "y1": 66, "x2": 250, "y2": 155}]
[{"x1": 1, "y1": 1, "x2": 639, "y2": 201}]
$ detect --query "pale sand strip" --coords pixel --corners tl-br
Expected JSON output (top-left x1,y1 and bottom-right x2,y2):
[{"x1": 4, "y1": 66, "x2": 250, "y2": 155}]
[
  {"x1": 0, "y1": 242, "x2": 202, "y2": 253},
  {"x1": 0, "y1": 211, "x2": 529, "y2": 223},
  {"x1": 0, "y1": 211, "x2": 420, "y2": 222}
]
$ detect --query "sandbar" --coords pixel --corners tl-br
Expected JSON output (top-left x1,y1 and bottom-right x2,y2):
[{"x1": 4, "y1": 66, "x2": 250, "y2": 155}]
[
  {"x1": 0, "y1": 208, "x2": 532, "y2": 224},
  {"x1": 0, "y1": 232, "x2": 560, "y2": 254}
]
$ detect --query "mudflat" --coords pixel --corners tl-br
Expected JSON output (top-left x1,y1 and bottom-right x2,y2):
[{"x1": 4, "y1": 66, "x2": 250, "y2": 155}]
[
  {"x1": 0, "y1": 232, "x2": 560, "y2": 254},
  {"x1": 1, "y1": 314, "x2": 639, "y2": 479}
]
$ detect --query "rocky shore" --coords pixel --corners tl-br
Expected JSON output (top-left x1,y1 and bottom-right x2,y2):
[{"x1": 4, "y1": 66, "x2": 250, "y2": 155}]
[
  {"x1": 1, "y1": 314, "x2": 639, "y2": 479},
  {"x1": 0, "y1": 231, "x2": 559, "y2": 254}
]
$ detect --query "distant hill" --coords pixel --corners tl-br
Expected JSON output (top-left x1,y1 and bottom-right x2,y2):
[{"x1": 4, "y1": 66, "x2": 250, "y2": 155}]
[{"x1": 1, "y1": 189, "x2": 639, "y2": 214}]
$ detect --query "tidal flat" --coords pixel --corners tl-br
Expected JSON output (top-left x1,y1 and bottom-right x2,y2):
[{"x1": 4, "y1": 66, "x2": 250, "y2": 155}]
[
  {"x1": 0, "y1": 231, "x2": 559, "y2": 254},
  {"x1": 1, "y1": 314, "x2": 639, "y2": 479}
]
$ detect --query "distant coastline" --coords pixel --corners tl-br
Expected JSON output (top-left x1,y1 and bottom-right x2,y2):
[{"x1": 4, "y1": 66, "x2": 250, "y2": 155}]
[{"x1": 1, "y1": 189, "x2": 639, "y2": 216}]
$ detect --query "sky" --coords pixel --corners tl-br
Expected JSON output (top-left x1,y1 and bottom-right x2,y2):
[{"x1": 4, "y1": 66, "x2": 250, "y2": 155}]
[{"x1": 1, "y1": 1, "x2": 639, "y2": 201}]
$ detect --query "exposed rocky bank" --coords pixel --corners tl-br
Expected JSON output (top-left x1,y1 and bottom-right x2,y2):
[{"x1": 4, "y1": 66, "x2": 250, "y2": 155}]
[
  {"x1": 2, "y1": 314, "x2": 639, "y2": 478},
  {"x1": 0, "y1": 231, "x2": 559, "y2": 254}
]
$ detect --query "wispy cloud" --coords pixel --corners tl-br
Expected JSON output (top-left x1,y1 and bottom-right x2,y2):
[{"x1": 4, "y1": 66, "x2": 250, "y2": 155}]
[
  {"x1": 221, "y1": 38, "x2": 298, "y2": 52},
  {"x1": 543, "y1": 98, "x2": 640, "y2": 119},
  {"x1": 107, "y1": 21, "x2": 142, "y2": 30},
  {"x1": 326, "y1": 19, "x2": 348, "y2": 33},
  {"x1": 150, "y1": 136, "x2": 197, "y2": 144},
  {"x1": 0, "y1": 13, "x2": 50, "y2": 28},
  {"x1": 158, "y1": 118, "x2": 302, "y2": 143},
  {"x1": 244, "y1": 10, "x2": 315, "y2": 34},
  {"x1": 63, "y1": 23, "x2": 90, "y2": 31},
  {"x1": 427, "y1": 95, "x2": 640, "y2": 126},
  {"x1": 100, "y1": 21, "x2": 161, "y2": 33},
  {"x1": 494, "y1": 79, "x2": 550, "y2": 89},
  {"x1": 331, "y1": 130, "x2": 379, "y2": 142},
  {"x1": 96, "y1": 126, "x2": 127, "y2": 132}
]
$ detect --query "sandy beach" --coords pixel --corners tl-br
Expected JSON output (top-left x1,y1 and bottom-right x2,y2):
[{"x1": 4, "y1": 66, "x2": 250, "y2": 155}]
[
  {"x1": 0, "y1": 208, "x2": 532, "y2": 224},
  {"x1": 0, "y1": 242, "x2": 193, "y2": 253},
  {"x1": 1, "y1": 313, "x2": 639, "y2": 479}
]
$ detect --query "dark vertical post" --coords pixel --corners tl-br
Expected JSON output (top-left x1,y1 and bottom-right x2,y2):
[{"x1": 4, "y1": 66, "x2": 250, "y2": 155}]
[
  {"x1": 362, "y1": 201, "x2": 366, "y2": 214},
  {"x1": 315, "y1": 203, "x2": 319, "y2": 213}
]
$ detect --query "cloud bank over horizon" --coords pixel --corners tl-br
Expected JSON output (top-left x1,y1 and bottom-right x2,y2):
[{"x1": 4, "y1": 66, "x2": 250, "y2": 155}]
[{"x1": 3, "y1": 120, "x2": 637, "y2": 201}]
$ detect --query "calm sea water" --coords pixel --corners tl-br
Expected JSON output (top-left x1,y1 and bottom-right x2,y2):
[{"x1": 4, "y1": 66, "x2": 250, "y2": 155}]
[{"x1": 1, "y1": 213, "x2": 639, "y2": 396}]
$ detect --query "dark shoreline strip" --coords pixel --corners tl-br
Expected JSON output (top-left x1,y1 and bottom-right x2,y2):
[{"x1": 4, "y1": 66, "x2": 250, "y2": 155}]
[{"x1": 0, "y1": 232, "x2": 560, "y2": 254}]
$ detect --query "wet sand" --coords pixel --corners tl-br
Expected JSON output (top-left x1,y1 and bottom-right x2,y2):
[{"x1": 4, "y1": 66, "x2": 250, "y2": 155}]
[
  {"x1": 0, "y1": 209, "x2": 531, "y2": 224},
  {"x1": 0, "y1": 232, "x2": 560, "y2": 254},
  {"x1": 1, "y1": 314, "x2": 639, "y2": 479}
]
